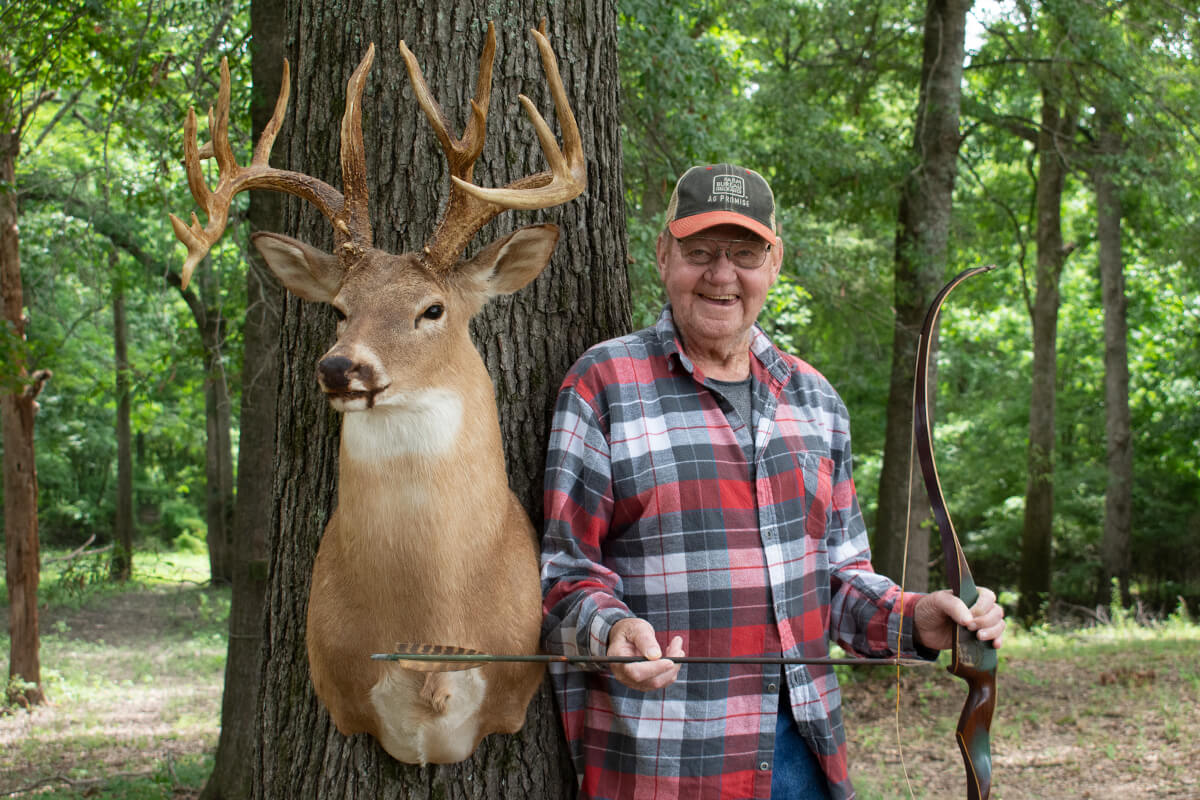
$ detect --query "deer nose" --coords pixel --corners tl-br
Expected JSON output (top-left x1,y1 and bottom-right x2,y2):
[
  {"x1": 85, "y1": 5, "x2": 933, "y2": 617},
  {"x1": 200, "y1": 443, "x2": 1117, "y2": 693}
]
[{"x1": 317, "y1": 356, "x2": 357, "y2": 391}]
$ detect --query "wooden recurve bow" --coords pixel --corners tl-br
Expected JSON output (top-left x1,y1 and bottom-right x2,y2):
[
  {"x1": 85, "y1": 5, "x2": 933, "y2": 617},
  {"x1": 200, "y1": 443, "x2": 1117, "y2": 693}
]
[{"x1": 912, "y1": 265, "x2": 999, "y2": 800}]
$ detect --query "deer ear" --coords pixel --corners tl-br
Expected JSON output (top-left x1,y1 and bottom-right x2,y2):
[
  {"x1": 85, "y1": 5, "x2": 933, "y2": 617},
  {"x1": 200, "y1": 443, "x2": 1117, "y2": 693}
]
[
  {"x1": 251, "y1": 231, "x2": 344, "y2": 303},
  {"x1": 465, "y1": 224, "x2": 561, "y2": 297}
]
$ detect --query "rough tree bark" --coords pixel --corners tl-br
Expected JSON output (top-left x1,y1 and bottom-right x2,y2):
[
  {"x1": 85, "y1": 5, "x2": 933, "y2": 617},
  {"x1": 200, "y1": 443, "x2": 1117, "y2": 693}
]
[
  {"x1": 1017, "y1": 88, "x2": 1076, "y2": 622},
  {"x1": 199, "y1": 0, "x2": 285, "y2": 791},
  {"x1": 1094, "y1": 104, "x2": 1132, "y2": 606},
  {"x1": 250, "y1": 2, "x2": 628, "y2": 797},
  {"x1": 874, "y1": 0, "x2": 972, "y2": 592}
]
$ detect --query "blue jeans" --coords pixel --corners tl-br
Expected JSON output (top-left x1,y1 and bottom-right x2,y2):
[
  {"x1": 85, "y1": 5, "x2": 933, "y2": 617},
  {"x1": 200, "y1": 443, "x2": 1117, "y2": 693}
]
[{"x1": 772, "y1": 693, "x2": 832, "y2": 799}]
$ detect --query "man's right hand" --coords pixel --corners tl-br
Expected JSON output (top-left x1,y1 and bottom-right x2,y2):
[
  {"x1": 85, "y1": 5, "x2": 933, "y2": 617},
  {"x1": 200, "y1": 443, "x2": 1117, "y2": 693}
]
[{"x1": 607, "y1": 618, "x2": 685, "y2": 691}]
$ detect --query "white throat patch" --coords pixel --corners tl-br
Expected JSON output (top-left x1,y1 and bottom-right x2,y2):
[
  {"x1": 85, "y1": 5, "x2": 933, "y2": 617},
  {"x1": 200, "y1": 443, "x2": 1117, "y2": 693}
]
[{"x1": 340, "y1": 388, "x2": 464, "y2": 461}]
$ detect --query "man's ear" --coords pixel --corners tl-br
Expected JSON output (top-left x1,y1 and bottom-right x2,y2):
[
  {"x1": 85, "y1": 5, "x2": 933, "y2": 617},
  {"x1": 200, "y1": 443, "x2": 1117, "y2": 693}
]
[
  {"x1": 251, "y1": 231, "x2": 344, "y2": 303},
  {"x1": 655, "y1": 230, "x2": 671, "y2": 281},
  {"x1": 462, "y1": 224, "x2": 561, "y2": 297}
]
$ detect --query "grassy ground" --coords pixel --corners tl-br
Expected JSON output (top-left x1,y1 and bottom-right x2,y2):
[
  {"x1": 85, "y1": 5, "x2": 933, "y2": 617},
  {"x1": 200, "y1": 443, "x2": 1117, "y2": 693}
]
[
  {"x1": 1, "y1": 549, "x2": 226, "y2": 798},
  {"x1": 3, "y1": 550, "x2": 1198, "y2": 798},
  {"x1": 843, "y1": 607, "x2": 1200, "y2": 799}
]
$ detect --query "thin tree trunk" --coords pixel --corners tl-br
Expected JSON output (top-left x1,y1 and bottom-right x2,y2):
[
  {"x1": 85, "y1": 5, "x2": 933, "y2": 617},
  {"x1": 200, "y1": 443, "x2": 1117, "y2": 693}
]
[
  {"x1": 198, "y1": 262, "x2": 235, "y2": 584},
  {"x1": 2, "y1": 132, "x2": 48, "y2": 708},
  {"x1": 251, "y1": 2, "x2": 627, "y2": 796},
  {"x1": 200, "y1": 0, "x2": 285, "y2": 790},
  {"x1": 1094, "y1": 105, "x2": 1132, "y2": 607},
  {"x1": 111, "y1": 255, "x2": 134, "y2": 581},
  {"x1": 1018, "y1": 89, "x2": 1074, "y2": 622},
  {"x1": 875, "y1": 0, "x2": 972, "y2": 592}
]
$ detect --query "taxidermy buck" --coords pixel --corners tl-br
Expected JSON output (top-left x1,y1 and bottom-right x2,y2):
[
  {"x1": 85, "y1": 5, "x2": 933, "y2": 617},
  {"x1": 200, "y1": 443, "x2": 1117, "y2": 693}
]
[{"x1": 168, "y1": 22, "x2": 585, "y2": 764}]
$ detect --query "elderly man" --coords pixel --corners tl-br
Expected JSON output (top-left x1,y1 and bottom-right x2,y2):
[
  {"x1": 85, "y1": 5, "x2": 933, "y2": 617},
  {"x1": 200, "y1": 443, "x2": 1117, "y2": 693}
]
[{"x1": 540, "y1": 164, "x2": 1005, "y2": 800}]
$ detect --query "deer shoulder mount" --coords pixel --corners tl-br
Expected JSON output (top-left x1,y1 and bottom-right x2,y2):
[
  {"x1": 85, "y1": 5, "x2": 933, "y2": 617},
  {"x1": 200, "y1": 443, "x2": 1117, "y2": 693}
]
[{"x1": 169, "y1": 21, "x2": 585, "y2": 764}]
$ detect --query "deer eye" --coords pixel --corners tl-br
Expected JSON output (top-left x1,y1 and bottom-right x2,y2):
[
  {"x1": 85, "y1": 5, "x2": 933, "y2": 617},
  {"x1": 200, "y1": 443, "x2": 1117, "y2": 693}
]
[
  {"x1": 332, "y1": 307, "x2": 347, "y2": 323},
  {"x1": 416, "y1": 303, "x2": 444, "y2": 327}
]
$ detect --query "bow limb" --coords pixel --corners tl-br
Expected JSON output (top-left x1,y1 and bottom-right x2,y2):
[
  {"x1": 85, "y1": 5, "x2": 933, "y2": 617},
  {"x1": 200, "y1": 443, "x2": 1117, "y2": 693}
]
[{"x1": 912, "y1": 265, "x2": 999, "y2": 800}]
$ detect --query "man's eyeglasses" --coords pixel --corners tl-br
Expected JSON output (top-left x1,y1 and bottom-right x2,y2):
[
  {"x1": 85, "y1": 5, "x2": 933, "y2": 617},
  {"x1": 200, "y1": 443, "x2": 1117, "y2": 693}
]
[{"x1": 675, "y1": 236, "x2": 772, "y2": 269}]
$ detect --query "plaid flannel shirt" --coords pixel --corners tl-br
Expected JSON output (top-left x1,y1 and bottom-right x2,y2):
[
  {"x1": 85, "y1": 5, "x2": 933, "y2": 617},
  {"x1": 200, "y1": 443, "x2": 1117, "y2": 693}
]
[{"x1": 541, "y1": 307, "x2": 929, "y2": 800}]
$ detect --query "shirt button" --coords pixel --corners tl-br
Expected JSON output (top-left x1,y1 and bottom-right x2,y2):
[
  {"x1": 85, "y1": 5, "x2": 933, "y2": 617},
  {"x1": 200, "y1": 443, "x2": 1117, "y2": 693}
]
[
  {"x1": 759, "y1": 761, "x2": 770, "y2": 771},
  {"x1": 767, "y1": 683, "x2": 778, "y2": 693}
]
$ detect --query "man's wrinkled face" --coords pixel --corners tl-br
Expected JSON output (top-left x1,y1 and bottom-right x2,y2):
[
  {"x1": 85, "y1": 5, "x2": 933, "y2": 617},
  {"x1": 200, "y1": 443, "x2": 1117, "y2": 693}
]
[{"x1": 656, "y1": 223, "x2": 783, "y2": 357}]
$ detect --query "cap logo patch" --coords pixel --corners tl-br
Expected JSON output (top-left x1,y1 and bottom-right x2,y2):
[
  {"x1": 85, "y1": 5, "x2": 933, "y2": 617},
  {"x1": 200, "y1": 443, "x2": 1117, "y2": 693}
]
[{"x1": 710, "y1": 175, "x2": 749, "y2": 208}]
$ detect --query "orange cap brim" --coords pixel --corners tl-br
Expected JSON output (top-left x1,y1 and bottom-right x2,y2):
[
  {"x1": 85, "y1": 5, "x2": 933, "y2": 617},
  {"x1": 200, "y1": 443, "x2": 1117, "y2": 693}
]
[{"x1": 668, "y1": 210, "x2": 776, "y2": 243}]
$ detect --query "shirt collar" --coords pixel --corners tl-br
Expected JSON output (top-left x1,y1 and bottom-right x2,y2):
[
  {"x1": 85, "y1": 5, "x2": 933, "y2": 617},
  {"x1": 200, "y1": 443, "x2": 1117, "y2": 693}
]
[{"x1": 655, "y1": 305, "x2": 793, "y2": 385}]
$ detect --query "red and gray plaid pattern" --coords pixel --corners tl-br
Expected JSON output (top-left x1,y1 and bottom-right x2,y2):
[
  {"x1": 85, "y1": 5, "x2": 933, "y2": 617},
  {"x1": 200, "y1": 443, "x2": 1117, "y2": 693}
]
[{"x1": 541, "y1": 308, "x2": 930, "y2": 800}]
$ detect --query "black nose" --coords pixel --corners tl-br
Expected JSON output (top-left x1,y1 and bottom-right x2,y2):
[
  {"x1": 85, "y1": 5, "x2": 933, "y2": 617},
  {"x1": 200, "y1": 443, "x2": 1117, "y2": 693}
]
[{"x1": 317, "y1": 356, "x2": 355, "y2": 390}]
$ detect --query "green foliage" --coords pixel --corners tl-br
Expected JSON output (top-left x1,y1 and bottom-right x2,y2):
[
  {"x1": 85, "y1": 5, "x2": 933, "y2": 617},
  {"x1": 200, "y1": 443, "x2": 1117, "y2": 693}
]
[
  {"x1": 39, "y1": 550, "x2": 113, "y2": 608},
  {"x1": 617, "y1": 0, "x2": 1200, "y2": 616},
  {"x1": 3, "y1": 0, "x2": 251, "y2": 553},
  {"x1": 1, "y1": 0, "x2": 1195, "y2": 625},
  {"x1": 9, "y1": 754, "x2": 215, "y2": 800},
  {"x1": 171, "y1": 530, "x2": 207, "y2": 555}
]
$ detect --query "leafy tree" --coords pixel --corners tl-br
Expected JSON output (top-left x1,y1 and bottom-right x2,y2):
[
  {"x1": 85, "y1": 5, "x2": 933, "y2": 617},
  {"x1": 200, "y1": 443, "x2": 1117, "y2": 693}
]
[
  {"x1": 18, "y1": 0, "x2": 251, "y2": 582},
  {"x1": 1, "y1": 0, "x2": 113, "y2": 708},
  {"x1": 873, "y1": 0, "x2": 974, "y2": 592},
  {"x1": 957, "y1": 0, "x2": 1200, "y2": 618}
]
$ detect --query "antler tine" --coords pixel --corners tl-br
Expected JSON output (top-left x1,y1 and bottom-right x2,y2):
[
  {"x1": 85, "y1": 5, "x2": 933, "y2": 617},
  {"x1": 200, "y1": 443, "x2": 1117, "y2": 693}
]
[
  {"x1": 405, "y1": 20, "x2": 586, "y2": 271},
  {"x1": 168, "y1": 56, "x2": 349, "y2": 289},
  {"x1": 252, "y1": 58, "x2": 292, "y2": 166},
  {"x1": 211, "y1": 58, "x2": 239, "y2": 179},
  {"x1": 337, "y1": 43, "x2": 375, "y2": 252},
  {"x1": 399, "y1": 23, "x2": 496, "y2": 182},
  {"x1": 451, "y1": 19, "x2": 586, "y2": 210}
]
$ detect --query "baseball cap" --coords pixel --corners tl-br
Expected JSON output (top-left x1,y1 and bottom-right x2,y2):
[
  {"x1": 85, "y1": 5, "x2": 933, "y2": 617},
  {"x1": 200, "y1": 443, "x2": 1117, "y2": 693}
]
[{"x1": 665, "y1": 164, "x2": 777, "y2": 242}]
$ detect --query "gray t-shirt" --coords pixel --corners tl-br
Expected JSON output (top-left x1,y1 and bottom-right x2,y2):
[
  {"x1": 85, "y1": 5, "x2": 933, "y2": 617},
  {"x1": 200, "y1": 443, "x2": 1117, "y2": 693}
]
[{"x1": 709, "y1": 375, "x2": 754, "y2": 462}]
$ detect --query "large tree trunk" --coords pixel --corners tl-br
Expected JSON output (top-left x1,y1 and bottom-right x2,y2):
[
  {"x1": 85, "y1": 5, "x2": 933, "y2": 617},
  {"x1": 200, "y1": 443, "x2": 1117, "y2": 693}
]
[
  {"x1": 251, "y1": 2, "x2": 628, "y2": 797},
  {"x1": 199, "y1": 0, "x2": 285, "y2": 791},
  {"x1": 2, "y1": 131, "x2": 48, "y2": 708},
  {"x1": 111, "y1": 260, "x2": 134, "y2": 581},
  {"x1": 1094, "y1": 105, "x2": 1132, "y2": 607},
  {"x1": 1017, "y1": 89, "x2": 1074, "y2": 622},
  {"x1": 874, "y1": 0, "x2": 972, "y2": 592}
]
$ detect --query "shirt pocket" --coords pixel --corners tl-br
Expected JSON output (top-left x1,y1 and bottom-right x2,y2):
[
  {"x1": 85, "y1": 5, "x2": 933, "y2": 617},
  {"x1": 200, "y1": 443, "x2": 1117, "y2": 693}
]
[{"x1": 761, "y1": 447, "x2": 835, "y2": 543}]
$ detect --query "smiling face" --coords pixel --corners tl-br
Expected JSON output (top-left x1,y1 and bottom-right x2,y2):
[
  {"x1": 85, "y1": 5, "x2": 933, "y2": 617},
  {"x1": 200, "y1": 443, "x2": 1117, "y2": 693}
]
[{"x1": 656, "y1": 223, "x2": 783, "y2": 371}]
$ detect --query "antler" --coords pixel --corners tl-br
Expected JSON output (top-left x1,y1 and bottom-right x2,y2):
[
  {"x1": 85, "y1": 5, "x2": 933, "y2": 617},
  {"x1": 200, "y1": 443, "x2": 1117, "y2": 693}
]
[
  {"x1": 169, "y1": 48, "x2": 378, "y2": 288},
  {"x1": 399, "y1": 19, "x2": 587, "y2": 271}
]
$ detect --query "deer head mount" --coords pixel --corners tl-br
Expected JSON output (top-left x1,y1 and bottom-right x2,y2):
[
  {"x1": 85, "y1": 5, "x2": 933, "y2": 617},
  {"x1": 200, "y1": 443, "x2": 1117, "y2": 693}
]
[
  {"x1": 169, "y1": 21, "x2": 584, "y2": 763},
  {"x1": 169, "y1": 20, "x2": 584, "y2": 412}
]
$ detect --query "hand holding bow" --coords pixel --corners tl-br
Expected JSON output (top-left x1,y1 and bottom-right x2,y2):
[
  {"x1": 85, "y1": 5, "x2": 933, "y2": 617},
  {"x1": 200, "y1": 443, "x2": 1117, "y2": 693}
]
[{"x1": 913, "y1": 588, "x2": 1006, "y2": 652}]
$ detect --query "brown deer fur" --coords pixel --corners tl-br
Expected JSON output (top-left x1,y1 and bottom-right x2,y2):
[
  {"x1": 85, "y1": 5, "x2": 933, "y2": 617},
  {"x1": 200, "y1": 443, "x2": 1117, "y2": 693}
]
[{"x1": 168, "y1": 21, "x2": 585, "y2": 763}]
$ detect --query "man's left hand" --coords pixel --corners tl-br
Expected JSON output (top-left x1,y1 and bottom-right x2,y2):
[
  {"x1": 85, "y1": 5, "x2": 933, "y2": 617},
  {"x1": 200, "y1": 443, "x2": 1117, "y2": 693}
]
[{"x1": 913, "y1": 588, "x2": 1006, "y2": 652}]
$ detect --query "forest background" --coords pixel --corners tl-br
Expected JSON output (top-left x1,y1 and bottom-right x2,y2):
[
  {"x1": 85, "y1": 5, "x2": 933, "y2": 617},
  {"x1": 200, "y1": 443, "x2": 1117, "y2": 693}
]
[
  {"x1": 1, "y1": 0, "x2": 1198, "y2": 790},
  {"x1": 2, "y1": 0, "x2": 1199, "y2": 797},
  {"x1": 5, "y1": 0, "x2": 1196, "y2": 621}
]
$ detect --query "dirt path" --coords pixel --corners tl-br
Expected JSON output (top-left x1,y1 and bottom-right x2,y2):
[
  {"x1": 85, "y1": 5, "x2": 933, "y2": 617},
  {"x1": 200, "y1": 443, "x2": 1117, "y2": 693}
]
[
  {"x1": 4, "y1": 586, "x2": 1197, "y2": 798},
  {"x1": 1, "y1": 585, "x2": 226, "y2": 796}
]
